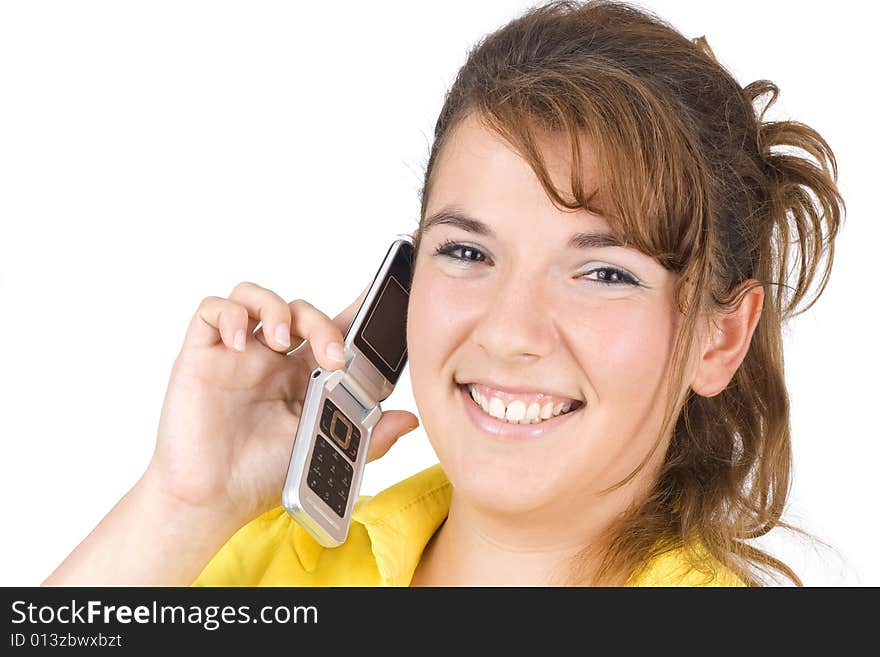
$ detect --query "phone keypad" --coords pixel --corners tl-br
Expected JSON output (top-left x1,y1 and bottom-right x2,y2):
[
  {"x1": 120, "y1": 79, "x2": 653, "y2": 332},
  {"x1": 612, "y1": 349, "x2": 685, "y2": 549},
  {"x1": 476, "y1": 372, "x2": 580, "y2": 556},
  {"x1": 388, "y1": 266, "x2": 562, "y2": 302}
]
[
  {"x1": 307, "y1": 435, "x2": 353, "y2": 518},
  {"x1": 319, "y1": 398, "x2": 361, "y2": 461}
]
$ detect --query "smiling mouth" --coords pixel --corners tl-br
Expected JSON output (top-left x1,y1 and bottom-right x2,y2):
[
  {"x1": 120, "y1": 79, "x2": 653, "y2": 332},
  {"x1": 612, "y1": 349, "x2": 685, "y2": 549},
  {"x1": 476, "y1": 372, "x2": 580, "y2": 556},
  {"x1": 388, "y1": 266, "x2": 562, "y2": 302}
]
[{"x1": 458, "y1": 383, "x2": 585, "y2": 425}]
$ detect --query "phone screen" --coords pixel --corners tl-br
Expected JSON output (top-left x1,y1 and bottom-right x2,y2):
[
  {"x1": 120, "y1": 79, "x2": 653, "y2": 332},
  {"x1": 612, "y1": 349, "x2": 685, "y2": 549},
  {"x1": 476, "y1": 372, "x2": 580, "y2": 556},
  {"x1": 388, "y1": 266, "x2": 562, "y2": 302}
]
[{"x1": 352, "y1": 241, "x2": 413, "y2": 384}]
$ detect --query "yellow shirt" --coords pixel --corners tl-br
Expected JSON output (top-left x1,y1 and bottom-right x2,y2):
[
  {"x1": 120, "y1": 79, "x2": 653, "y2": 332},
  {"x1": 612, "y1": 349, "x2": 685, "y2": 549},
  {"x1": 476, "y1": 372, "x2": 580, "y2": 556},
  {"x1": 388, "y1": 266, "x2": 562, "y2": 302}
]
[{"x1": 192, "y1": 464, "x2": 745, "y2": 587}]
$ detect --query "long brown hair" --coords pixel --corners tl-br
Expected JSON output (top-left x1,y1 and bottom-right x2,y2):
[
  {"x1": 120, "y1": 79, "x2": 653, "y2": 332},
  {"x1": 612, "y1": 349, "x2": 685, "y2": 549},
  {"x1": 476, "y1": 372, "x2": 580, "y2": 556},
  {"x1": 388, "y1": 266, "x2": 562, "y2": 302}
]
[{"x1": 413, "y1": 0, "x2": 845, "y2": 585}]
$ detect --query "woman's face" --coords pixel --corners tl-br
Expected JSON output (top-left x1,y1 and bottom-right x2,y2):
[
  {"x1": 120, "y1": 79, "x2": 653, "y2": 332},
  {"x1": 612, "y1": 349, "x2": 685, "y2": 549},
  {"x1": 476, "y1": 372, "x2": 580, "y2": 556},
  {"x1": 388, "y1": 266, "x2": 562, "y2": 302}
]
[{"x1": 407, "y1": 113, "x2": 685, "y2": 516}]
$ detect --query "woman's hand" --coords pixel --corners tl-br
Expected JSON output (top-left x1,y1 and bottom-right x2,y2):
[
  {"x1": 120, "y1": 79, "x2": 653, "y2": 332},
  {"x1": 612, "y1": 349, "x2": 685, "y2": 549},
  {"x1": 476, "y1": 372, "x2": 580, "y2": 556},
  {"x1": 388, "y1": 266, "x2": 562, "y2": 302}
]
[
  {"x1": 43, "y1": 281, "x2": 419, "y2": 586},
  {"x1": 149, "y1": 281, "x2": 420, "y2": 529}
]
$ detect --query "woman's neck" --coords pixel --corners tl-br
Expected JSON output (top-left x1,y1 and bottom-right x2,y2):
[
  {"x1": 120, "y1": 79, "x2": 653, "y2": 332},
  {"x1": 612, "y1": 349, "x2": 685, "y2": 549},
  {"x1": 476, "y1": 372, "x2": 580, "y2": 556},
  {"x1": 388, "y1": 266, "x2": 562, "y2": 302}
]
[{"x1": 409, "y1": 488, "x2": 627, "y2": 587}]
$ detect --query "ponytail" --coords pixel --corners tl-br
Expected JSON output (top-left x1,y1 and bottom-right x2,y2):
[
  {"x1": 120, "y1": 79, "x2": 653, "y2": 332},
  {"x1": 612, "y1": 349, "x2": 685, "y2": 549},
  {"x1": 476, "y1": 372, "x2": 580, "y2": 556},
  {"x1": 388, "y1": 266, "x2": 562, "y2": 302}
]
[{"x1": 746, "y1": 79, "x2": 845, "y2": 319}]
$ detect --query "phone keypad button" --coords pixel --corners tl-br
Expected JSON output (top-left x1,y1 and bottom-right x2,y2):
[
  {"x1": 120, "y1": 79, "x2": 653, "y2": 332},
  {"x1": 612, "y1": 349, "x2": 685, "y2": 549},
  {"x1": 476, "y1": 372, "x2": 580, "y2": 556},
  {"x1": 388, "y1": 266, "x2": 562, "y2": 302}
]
[
  {"x1": 319, "y1": 400, "x2": 336, "y2": 435},
  {"x1": 307, "y1": 435, "x2": 354, "y2": 518},
  {"x1": 319, "y1": 398, "x2": 362, "y2": 462},
  {"x1": 346, "y1": 427, "x2": 360, "y2": 461}
]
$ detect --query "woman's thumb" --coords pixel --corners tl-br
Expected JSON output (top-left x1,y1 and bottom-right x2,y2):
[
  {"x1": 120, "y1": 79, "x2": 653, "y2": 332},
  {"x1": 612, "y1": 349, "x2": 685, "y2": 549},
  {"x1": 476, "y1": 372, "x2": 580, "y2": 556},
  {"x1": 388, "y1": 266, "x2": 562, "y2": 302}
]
[{"x1": 365, "y1": 410, "x2": 420, "y2": 463}]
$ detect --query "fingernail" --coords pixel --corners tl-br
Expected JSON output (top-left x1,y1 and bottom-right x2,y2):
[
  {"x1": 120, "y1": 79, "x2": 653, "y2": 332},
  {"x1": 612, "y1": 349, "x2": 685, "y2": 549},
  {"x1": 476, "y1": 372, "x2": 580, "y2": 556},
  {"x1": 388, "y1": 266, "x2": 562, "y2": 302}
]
[
  {"x1": 401, "y1": 423, "x2": 419, "y2": 436},
  {"x1": 233, "y1": 329, "x2": 246, "y2": 352},
  {"x1": 325, "y1": 342, "x2": 345, "y2": 362},
  {"x1": 274, "y1": 324, "x2": 291, "y2": 348}
]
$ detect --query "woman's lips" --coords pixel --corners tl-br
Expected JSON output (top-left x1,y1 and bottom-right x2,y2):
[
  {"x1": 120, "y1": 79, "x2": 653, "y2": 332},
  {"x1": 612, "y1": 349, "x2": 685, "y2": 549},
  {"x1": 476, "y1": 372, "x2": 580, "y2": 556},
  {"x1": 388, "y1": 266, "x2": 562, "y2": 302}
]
[{"x1": 457, "y1": 383, "x2": 583, "y2": 440}]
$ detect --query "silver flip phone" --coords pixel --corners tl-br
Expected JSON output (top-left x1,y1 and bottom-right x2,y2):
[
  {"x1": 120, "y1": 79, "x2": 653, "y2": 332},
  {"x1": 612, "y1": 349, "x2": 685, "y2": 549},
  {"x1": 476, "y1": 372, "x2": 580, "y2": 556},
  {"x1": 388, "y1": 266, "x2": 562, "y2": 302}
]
[{"x1": 281, "y1": 235, "x2": 415, "y2": 547}]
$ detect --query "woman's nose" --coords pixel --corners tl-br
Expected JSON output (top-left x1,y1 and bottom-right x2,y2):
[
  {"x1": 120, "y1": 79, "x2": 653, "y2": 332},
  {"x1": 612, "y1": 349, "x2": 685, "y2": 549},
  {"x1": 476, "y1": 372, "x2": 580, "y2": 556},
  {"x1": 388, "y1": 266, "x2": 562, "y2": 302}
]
[{"x1": 470, "y1": 271, "x2": 558, "y2": 362}]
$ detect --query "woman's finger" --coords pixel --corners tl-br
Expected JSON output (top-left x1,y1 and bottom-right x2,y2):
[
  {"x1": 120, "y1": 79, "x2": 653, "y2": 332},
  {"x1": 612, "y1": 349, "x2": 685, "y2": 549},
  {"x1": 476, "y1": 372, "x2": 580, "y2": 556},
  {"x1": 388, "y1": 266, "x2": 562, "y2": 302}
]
[
  {"x1": 227, "y1": 281, "x2": 296, "y2": 353},
  {"x1": 365, "y1": 410, "x2": 420, "y2": 463},
  {"x1": 183, "y1": 295, "x2": 256, "y2": 353},
  {"x1": 279, "y1": 298, "x2": 350, "y2": 372}
]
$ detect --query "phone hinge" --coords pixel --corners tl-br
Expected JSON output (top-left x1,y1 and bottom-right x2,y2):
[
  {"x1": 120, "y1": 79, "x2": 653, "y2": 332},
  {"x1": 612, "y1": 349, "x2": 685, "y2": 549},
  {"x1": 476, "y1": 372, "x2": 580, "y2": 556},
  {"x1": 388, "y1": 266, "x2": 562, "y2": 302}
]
[{"x1": 338, "y1": 371, "x2": 376, "y2": 415}]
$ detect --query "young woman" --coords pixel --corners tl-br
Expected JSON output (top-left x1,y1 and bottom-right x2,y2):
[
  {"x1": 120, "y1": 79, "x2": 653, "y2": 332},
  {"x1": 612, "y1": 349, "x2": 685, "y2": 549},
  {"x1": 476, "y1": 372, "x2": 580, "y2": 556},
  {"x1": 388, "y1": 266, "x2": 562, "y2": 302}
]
[{"x1": 44, "y1": 0, "x2": 844, "y2": 587}]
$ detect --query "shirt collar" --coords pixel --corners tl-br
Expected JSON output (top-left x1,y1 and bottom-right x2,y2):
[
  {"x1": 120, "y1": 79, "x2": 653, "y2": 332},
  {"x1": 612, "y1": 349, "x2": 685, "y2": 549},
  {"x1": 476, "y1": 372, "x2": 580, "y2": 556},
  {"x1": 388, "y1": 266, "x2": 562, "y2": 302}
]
[{"x1": 350, "y1": 463, "x2": 452, "y2": 586}]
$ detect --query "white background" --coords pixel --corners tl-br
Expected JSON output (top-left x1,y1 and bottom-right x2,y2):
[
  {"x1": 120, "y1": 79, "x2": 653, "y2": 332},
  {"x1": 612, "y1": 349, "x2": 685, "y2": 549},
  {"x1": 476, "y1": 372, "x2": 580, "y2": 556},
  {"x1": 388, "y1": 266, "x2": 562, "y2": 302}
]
[{"x1": 1, "y1": 1, "x2": 875, "y2": 586}]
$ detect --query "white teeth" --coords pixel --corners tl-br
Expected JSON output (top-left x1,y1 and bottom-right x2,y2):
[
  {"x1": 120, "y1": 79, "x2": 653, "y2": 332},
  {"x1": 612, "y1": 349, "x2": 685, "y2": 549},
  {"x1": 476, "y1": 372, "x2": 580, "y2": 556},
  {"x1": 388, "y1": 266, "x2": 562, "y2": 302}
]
[
  {"x1": 467, "y1": 384, "x2": 580, "y2": 425},
  {"x1": 488, "y1": 397, "x2": 506, "y2": 419},
  {"x1": 505, "y1": 400, "x2": 526, "y2": 423},
  {"x1": 526, "y1": 402, "x2": 541, "y2": 423}
]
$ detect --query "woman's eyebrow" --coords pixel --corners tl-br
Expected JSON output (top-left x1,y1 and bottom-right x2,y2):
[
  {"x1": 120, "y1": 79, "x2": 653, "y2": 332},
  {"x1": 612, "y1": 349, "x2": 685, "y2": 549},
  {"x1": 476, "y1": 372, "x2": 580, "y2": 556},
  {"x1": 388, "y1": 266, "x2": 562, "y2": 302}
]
[
  {"x1": 422, "y1": 208, "x2": 494, "y2": 237},
  {"x1": 422, "y1": 207, "x2": 623, "y2": 249}
]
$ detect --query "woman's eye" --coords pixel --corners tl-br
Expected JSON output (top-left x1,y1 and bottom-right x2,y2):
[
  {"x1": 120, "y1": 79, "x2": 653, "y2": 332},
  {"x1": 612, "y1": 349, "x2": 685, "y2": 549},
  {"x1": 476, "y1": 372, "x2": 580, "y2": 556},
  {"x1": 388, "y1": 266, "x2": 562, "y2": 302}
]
[
  {"x1": 432, "y1": 242, "x2": 639, "y2": 287},
  {"x1": 580, "y1": 266, "x2": 640, "y2": 287},
  {"x1": 433, "y1": 240, "x2": 488, "y2": 264}
]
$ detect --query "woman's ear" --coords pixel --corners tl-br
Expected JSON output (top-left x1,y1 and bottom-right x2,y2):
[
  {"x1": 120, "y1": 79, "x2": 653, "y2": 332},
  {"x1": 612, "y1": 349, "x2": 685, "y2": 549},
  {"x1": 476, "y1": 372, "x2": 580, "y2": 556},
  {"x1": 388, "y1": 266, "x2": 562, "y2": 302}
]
[{"x1": 691, "y1": 281, "x2": 764, "y2": 398}]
